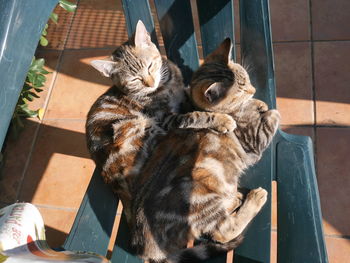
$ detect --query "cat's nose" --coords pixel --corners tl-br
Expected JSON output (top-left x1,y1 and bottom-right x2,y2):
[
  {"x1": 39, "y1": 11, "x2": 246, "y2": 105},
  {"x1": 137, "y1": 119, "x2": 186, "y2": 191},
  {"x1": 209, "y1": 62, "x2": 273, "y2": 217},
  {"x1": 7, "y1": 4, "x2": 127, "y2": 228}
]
[
  {"x1": 143, "y1": 76, "x2": 155, "y2": 87},
  {"x1": 247, "y1": 85, "x2": 256, "y2": 94}
]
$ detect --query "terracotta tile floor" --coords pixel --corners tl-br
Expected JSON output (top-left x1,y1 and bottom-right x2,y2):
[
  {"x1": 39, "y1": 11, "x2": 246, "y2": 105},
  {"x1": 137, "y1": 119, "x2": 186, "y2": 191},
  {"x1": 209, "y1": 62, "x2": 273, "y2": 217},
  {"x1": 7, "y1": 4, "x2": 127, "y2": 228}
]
[{"x1": 1, "y1": 0, "x2": 349, "y2": 261}]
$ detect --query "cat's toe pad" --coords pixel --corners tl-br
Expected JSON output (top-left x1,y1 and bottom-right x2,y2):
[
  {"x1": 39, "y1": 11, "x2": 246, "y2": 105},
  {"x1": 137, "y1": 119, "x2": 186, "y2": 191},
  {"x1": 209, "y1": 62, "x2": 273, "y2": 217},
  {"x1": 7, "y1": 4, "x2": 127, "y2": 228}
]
[
  {"x1": 215, "y1": 114, "x2": 237, "y2": 133},
  {"x1": 247, "y1": 187, "x2": 268, "y2": 209}
]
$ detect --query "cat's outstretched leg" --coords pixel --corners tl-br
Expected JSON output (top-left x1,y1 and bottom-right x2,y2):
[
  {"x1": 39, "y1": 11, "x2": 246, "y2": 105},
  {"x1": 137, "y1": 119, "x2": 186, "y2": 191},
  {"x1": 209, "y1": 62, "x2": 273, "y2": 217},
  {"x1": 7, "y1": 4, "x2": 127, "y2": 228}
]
[
  {"x1": 211, "y1": 187, "x2": 268, "y2": 243},
  {"x1": 162, "y1": 111, "x2": 237, "y2": 133}
]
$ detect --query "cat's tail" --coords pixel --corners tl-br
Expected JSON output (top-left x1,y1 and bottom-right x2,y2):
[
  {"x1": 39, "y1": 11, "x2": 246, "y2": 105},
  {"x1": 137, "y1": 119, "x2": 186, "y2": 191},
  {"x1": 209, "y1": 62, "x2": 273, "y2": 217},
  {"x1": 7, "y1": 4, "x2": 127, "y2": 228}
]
[{"x1": 167, "y1": 235, "x2": 244, "y2": 263}]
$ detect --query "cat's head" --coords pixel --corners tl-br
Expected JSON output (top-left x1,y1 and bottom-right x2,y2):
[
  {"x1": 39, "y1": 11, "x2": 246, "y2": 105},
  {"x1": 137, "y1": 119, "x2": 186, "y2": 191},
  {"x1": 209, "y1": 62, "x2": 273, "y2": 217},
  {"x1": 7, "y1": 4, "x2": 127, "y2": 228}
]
[
  {"x1": 190, "y1": 38, "x2": 255, "y2": 112},
  {"x1": 91, "y1": 20, "x2": 163, "y2": 95}
]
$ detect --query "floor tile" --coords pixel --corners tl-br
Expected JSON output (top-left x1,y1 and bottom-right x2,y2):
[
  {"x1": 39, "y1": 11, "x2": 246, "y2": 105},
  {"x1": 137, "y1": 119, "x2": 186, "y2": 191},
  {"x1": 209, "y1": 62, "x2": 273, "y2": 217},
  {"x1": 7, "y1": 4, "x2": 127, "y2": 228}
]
[
  {"x1": 325, "y1": 237, "x2": 350, "y2": 263},
  {"x1": 37, "y1": 206, "x2": 77, "y2": 248},
  {"x1": 312, "y1": 0, "x2": 350, "y2": 40},
  {"x1": 19, "y1": 120, "x2": 94, "y2": 209},
  {"x1": 41, "y1": 2, "x2": 77, "y2": 50},
  {"x1": 274, "y1": 42, "x2": 314, "y2": 125},
  {"x1": 65, "y1": 0, "x2": 128, "y2": 49},
  {"x1": 0, "y1": 119, "x2": 39, "y2": 204},
  {"x1": 317, "y1": 128, "x2": 350, "y2": 236},
  {"x1": 45, "y1": 49, "x2": 113, "y2": 120},
  {"x1": 29, "y1": 50, "x2": 61, "y2": 112},
  {"x1": 314, "y1": 41, "x2": 350, "y2": 126},
  {"x1": 270, "y1": 0, "x2": 310, "y2": 41}
]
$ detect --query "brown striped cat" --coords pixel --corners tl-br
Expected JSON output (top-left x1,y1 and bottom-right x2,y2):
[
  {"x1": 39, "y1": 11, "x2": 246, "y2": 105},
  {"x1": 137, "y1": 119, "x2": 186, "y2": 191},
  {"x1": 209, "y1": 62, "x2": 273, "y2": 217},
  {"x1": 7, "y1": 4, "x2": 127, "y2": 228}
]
[
  {"x1": 130, "y1": 38, "x2": 280, "y2": 263},
  {"x1": 86, "y1": 21, "x2": 236, "y2": 223}
]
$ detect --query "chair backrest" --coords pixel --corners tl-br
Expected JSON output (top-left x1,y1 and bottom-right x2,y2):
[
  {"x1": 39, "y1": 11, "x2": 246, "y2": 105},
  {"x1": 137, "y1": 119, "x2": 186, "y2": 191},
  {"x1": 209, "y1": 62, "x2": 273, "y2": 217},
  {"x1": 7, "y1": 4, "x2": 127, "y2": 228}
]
[{"x1": 0, "y1": 0, "x2": 58, "y2": 150}]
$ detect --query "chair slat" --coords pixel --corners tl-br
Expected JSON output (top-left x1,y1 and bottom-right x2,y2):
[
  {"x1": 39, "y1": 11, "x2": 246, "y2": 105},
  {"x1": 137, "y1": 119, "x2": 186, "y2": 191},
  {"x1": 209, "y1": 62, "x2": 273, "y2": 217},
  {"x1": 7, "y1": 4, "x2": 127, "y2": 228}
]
[
  {"x1": 153, "y1": 0, "x2": 199, "y2": 84},
  {"x1": 276, "y1": 131, "x2": 328, "y2": 263},
  {"x1": 0, "y1": 0, "x2": 58, "y2": 150},
  {"x1": 234, "y1": 0, "x2": 276, "y2": 262},
  {"x1": 196, "y1": 0, "x2": 236, "y2": 60},
  {"x1": 121, "y1": 0, "x2": 158, "y2": 46},
  {"x1": 239, "y1": 0, "x2": 276, "y2": 109},
  {"x1": 111, "y1": 214, "x2": 143, "y2": 263},
  {"x1": 64, "y1": 169, "x2": 119, "y2": 256}
]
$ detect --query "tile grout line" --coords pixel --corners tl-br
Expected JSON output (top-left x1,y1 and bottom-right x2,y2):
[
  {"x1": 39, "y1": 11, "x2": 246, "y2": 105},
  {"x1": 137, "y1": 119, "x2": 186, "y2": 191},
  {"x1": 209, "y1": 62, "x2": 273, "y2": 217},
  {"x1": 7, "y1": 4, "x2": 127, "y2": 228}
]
[
  {"x1": 308, "y1": 0, "x2": 318, "y2": 172},
  {"x1": 47, "y1": 47, "x2": 117, "y2": 52},
  {"x1": 34, "y1": 203, "x2": 78, "y2": 211},
  {"x1": 44, "y1": 118, "x2": 86, "y2": 122},
  {"x1": 271, "y1": 229, "x2": 350, "y2": 240},
  {"x1": 324, "y1": 234, "x2": 350, "y2": 240},
  {"x1": 237, "y1": 39, "x2": 350, "y2": 45},
  {"x1": 282, "y1": 124, "x2": 350, "y2": 129},
  {"x1": 273, "y1": 39, "x2": 350, "y2": 44}
]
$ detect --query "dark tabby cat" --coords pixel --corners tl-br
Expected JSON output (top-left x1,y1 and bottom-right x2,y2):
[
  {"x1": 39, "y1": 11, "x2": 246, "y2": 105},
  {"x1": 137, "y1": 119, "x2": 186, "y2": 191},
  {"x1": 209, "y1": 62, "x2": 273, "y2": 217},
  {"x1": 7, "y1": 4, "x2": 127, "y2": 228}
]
[
  {"x1": 86, "y1": 21, "x2": 236, "y2": 222},
  {"x1": 130, "y1": 38, "x2": 280, "y2": 263}
]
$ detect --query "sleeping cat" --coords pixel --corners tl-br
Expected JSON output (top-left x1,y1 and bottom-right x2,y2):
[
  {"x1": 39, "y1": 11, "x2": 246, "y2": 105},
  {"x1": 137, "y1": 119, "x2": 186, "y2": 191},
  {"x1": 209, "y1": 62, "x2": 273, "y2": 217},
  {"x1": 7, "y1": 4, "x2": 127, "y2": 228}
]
[
  {"x1": 85, "y1": 21, "x2": 236, "y2": 222},
  {"x1": 130, "y1": 38, "x2": 280, "y2": 263}
]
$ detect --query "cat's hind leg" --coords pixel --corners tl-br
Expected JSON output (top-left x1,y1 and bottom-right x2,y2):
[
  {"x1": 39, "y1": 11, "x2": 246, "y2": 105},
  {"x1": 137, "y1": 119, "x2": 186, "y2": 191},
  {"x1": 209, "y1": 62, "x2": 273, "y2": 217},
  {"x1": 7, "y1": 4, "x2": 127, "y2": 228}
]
[{"x1": 211, "y1": 187, "x2": 268, "y2": 243}]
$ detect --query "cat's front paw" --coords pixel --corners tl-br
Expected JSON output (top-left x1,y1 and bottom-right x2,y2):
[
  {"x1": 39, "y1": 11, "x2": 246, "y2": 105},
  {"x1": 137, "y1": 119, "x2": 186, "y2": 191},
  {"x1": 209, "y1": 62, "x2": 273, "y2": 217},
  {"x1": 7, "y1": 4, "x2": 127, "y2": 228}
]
[
  {"x1": 213, "y1": 114, "x2": 237, "y2": 133},
  {"x1": 247, "y1": 187, "x2": 268, "y2": 210},
  {"x1": 255, "y1": 100, "x2": 269, "y2": 113},
  {"x1": 262, "y1": 109, "x2": 280, "y2": 134}
]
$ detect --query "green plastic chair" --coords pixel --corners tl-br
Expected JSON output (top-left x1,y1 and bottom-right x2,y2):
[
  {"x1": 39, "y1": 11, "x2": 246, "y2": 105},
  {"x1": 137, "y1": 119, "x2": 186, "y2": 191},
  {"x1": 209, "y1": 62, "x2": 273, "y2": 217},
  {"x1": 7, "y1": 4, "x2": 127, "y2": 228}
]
[{"x1": 0, "y1": 0, "x2": 328, "y2": 262}]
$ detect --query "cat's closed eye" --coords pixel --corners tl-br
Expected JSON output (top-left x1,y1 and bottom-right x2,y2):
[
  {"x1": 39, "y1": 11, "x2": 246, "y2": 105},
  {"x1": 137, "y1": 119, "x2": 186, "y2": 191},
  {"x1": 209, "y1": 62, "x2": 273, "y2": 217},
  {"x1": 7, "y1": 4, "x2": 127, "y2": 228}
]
[
  {"x1": 148, "y1": 62, "x2": 153, "y2": 72},
  {"x1": 131, "y1": 77, "x2": 143, "y2": 83},
  {"x1": 237, "y1": 78, "x2": 246, "y2": 86}
]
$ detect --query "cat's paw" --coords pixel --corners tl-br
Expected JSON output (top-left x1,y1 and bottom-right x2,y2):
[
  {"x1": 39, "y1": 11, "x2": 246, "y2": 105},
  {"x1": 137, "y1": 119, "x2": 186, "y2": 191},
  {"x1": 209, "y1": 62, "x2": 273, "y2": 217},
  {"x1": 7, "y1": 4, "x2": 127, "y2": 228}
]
[
  {"x1": 262, "y1": 109, "x2": 280, "y2": 133},
  {"x1": 256, "y1": 100, "x2": 269, "y2": 113},
  {"x1": 213, "y1": 114, "x2": 237, "y2": 133},
  {"x1": 247, "y1": 187, "x2": 268, "y2": 210}
]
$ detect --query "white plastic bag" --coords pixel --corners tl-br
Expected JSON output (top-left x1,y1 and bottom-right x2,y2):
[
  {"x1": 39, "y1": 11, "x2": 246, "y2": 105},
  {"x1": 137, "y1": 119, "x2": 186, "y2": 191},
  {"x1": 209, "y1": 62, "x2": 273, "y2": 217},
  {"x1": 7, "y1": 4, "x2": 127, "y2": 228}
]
[{"x1": 0, "y1": 203, "x2": 110, "y2": 263}]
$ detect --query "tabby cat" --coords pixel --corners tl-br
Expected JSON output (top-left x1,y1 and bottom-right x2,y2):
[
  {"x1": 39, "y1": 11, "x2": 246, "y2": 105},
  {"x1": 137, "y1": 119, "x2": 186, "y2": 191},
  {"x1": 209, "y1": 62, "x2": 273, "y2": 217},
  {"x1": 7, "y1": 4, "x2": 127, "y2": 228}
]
[
  {"x1": 86, "y1": 21, "x2": 236, "y2": 222},
  {"x1": 130, "y1": 38, "x2": 280, "y2": 263}
]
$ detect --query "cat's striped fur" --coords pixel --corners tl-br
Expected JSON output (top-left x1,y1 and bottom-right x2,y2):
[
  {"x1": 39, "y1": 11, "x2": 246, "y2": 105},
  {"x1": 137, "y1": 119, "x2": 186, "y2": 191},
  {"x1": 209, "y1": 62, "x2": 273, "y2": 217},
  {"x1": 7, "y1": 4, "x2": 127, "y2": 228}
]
[
  {"x1": 86, "y1": 21, "x2": 236, "y2": 222},
  {"x1": 130, "y1": 38, "x2": 280, "y2": 263}
]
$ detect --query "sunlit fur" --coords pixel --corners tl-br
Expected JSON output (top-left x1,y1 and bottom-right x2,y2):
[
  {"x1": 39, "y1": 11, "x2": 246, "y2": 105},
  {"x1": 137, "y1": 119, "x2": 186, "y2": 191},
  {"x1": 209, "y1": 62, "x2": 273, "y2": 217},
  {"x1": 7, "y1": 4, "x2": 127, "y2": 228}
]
[
  {"x1": 86, "y1": 22, "x2": 237, "y2": 224},
  {"x1": 130, "y1": 38, "x2": 280, "y2": 263},
  {"x1": 109, "y1": 42, "x2": 163, "y2": 96}
]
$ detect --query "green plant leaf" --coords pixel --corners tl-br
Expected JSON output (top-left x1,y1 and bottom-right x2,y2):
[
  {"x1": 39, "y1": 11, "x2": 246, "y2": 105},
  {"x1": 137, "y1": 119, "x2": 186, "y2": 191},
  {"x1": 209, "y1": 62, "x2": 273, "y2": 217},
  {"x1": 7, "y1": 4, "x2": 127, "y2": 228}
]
[
  {"x1": 59, "y1": 0, "x2": 77, "y2": 12},
  {"x1": 34, "y1": 88, "x2": 44, "y2": 93},
  {"x1": 39, "y1": 68, "x2": 50, "y2": 75},
  {"x1": 28, "y1": 91, "x2": 40, "y2": 99},
  {"x1": 30, "y1": 58, "x2": 46, "y2": 71},
  {"x1": 23, "y1": 83, "x2": 32, "y2": 91},
  {"x1": 50, "y1": 12, "x2": 58, "y2": 24},
  {"x1": 27, "y1": 72, "x2": 36, "y2": 84},
  {"x1": 40, "y1": 36, "x2": 48, "y2": 46},
  {"x1": 37, "y1": 74, "x2": 46, "y2": 82},
  {"x1": 19, "y1": 105, "x2": 38, "y2": 118}
]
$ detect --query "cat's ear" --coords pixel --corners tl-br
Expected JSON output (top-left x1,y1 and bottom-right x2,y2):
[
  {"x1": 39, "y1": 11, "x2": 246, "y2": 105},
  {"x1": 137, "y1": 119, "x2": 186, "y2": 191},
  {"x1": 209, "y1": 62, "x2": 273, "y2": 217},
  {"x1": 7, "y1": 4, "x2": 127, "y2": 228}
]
[
  {"x1": 134, "y1": 20, "x2": 152, "y2": 48},
  {"x1": 205, "y1": 38, "x2": 232, "y2": 65},
  {"x1": 91, "y1": 59, "x2": 117, "y2": 77},
  {"x1": 204, "y1": 82, "x2": 226, "y2": 103}
]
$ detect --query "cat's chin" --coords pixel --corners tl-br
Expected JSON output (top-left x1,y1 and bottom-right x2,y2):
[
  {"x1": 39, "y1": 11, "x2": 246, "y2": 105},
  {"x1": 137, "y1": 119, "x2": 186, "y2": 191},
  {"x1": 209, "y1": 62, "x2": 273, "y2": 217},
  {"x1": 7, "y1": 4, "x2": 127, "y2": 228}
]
[{"x1": 143, "y1": 86, "x2": 160, "y2": 95}]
